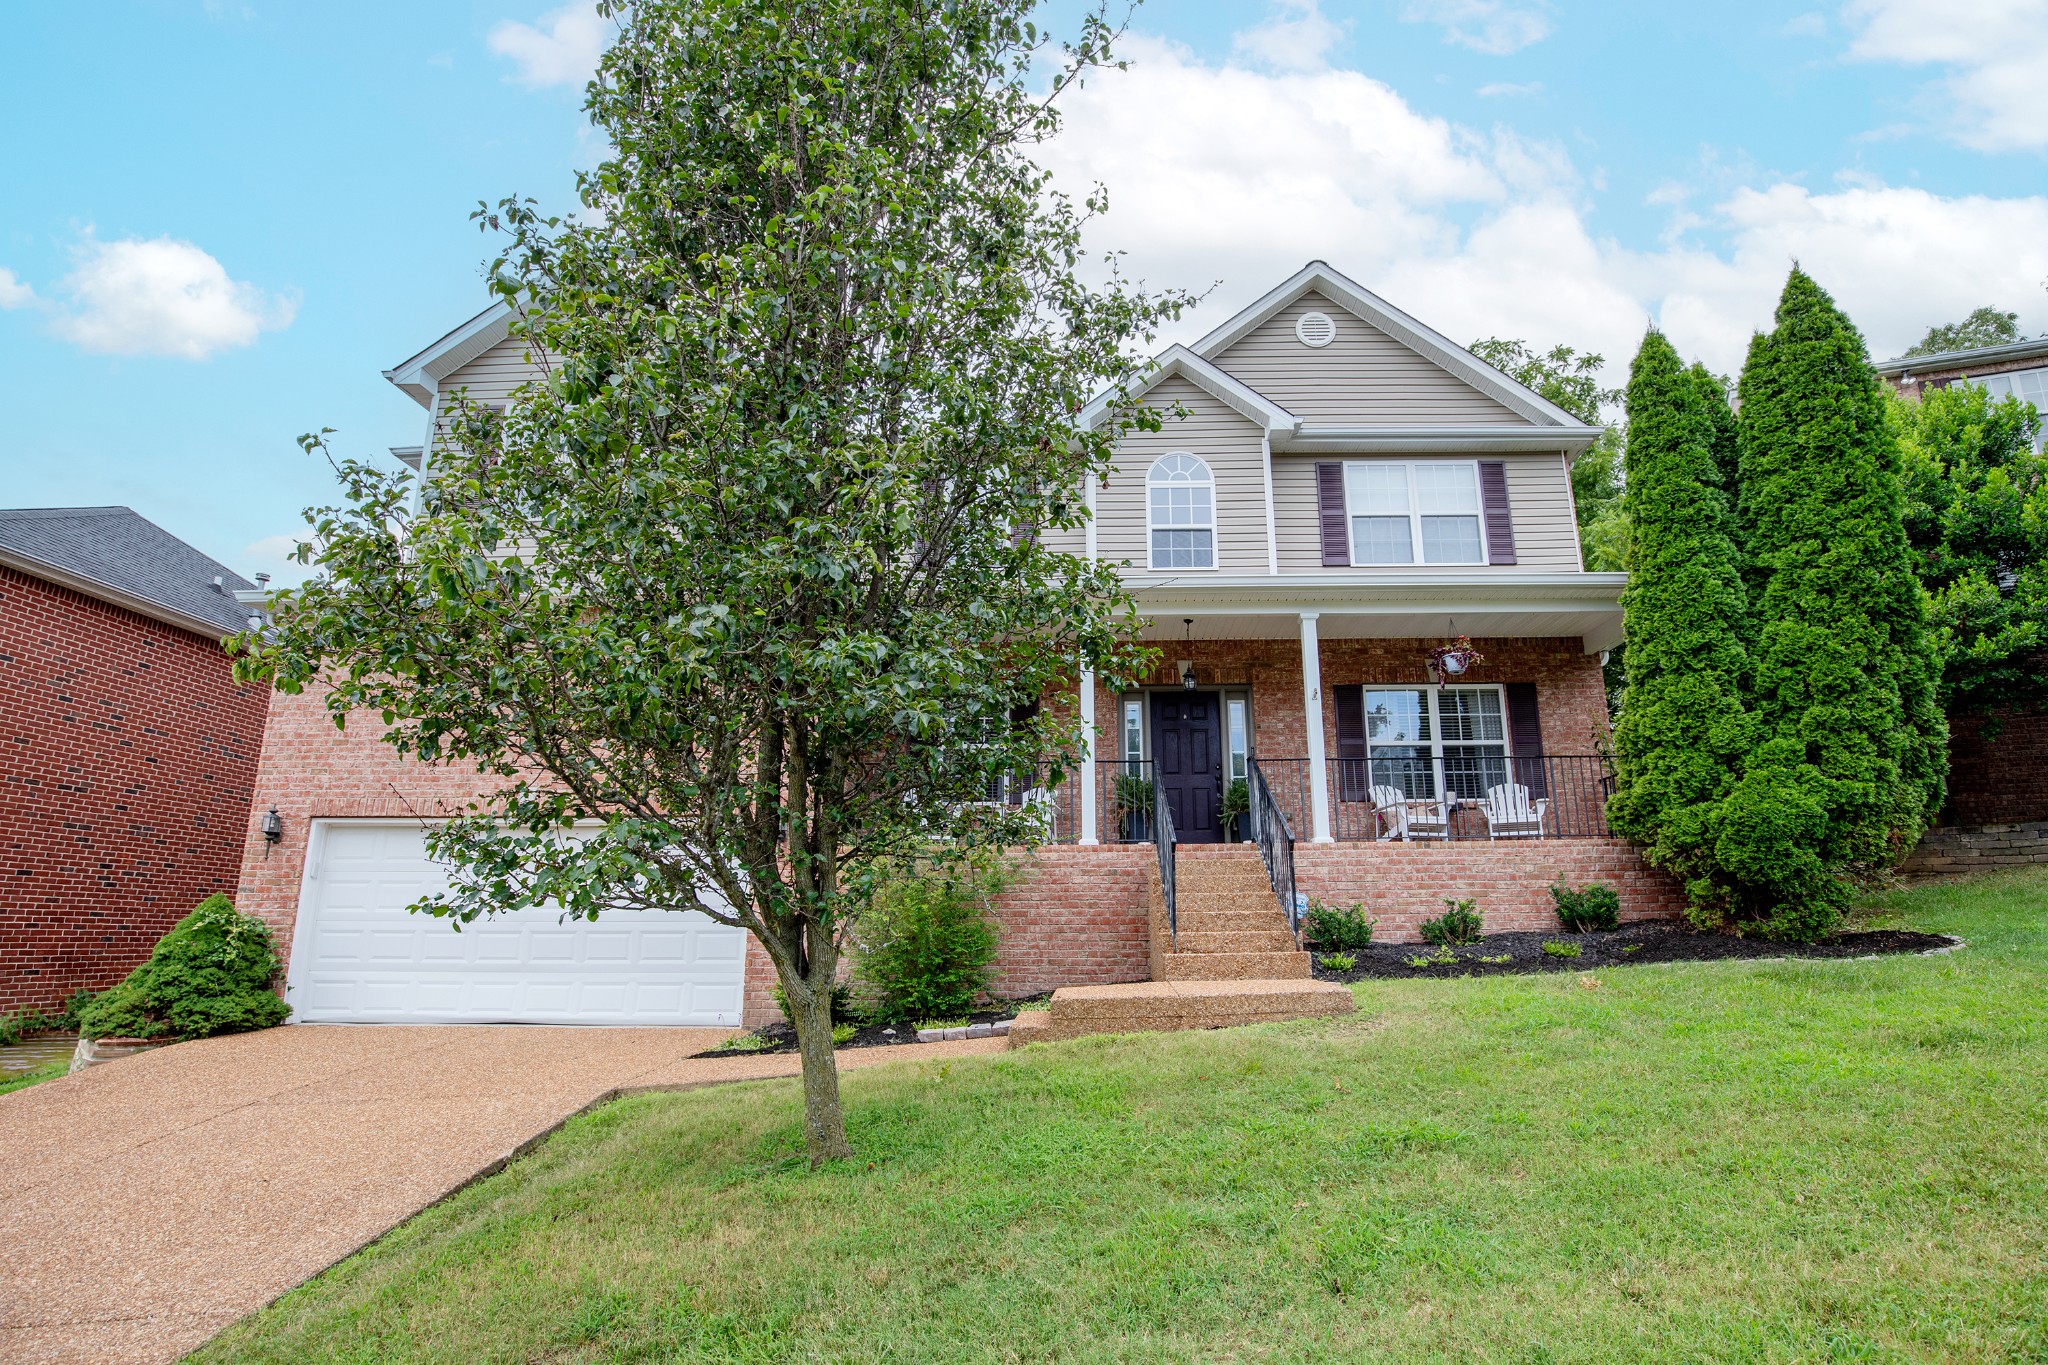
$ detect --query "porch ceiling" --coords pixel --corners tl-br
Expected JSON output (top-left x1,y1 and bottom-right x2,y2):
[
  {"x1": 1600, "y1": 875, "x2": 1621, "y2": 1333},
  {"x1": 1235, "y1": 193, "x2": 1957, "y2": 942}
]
[{"x1": 1125, "y1": 573, "x2": 1626, "y2": 654}]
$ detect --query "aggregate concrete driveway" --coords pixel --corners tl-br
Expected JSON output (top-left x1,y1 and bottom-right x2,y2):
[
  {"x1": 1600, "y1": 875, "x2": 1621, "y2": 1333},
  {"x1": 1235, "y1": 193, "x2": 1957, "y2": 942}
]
[{"x1": 0, "y1": 1023, "x2": 1004, "y2": 1365}]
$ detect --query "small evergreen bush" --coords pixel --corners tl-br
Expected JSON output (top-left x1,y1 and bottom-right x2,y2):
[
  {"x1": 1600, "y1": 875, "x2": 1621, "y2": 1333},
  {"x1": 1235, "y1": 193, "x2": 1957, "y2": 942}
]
[
  {"x1": 855, "y1": 859, "x2": 1006, "y2": 1024},
  {"x1": 1419, "y1": 898, "x2": 1483, "y2": 946},
  {"x1": 1303, "y1": 899, "x2": 1377, "y2": 951},
  {"x1": 77, "y1": 895, "x2": 290, "y2": 1041},
  {"x1": 1319, "y1": 953, "x2": 1357, "y2": 972},
  {"x1": 1550, "y1": 880, "x2": 1621, "y2": 934}
]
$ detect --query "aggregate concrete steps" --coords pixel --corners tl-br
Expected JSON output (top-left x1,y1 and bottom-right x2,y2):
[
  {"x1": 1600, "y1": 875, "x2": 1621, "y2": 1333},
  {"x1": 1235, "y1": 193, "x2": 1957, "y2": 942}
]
[
  {"x1": 1161, "y1": 950, "x2": 1314, "y2": 980},
  {"x1": 1170, "y1": 927, "x2": 1302, "y2": 954},
  {"x1": 1006, "y1": 979, "x2": 1353, "y2": 1047}
]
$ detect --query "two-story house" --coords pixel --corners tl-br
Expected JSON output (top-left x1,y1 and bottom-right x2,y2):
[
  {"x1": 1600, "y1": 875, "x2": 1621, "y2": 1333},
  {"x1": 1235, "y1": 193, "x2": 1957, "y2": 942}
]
[{"x1": 233, "y1": 262, "x2": 1683, "y2": 1031}]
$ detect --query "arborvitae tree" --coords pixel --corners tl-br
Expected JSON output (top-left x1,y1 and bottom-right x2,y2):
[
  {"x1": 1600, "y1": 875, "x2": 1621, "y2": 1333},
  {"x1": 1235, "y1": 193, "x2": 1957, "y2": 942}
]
[
  {"x1": 1689, "y1": 362, "x2": 1741, "y2": 499},
  {"x1": 1719, "y1": 268, "x2": 1947, "y2": 939},
  {"x1": 1608, "y1": 332, "x2": 1756, "y2": 922}
]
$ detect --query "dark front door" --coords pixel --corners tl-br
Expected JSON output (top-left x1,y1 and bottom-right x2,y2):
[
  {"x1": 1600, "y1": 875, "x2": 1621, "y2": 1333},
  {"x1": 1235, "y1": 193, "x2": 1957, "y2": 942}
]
[{"x1": 1152, "y1": 691, "x2": 1222, "y2": 843}]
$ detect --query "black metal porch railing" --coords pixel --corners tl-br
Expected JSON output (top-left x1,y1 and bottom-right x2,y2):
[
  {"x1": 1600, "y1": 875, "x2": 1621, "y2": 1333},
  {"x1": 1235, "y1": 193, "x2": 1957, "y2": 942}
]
[
  {"x1": 1152, "y1": 762, "x2": 1177, "y2": 947},
  {"x1": 1247, "y1": 757, "x2": 1300, "y2": 941},
  {"x1": 1249, "y1": 754, "x2": 1616, "y2": 841},
  {"x1": 983, "y1": 760, "x2": 1158, "y2": 846}
]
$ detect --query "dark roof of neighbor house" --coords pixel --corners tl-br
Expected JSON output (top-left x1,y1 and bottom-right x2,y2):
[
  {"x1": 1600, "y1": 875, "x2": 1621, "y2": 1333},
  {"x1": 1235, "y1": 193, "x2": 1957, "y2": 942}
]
[{"x1": 0, "y1": 506, "x2": 257, "y2": 637}]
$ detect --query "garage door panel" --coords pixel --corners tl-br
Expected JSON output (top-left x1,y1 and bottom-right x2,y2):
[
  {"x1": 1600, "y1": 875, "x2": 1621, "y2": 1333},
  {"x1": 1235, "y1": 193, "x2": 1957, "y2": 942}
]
[{"x1": 290, "y1": 823, "x2": 745, "y2": 1026}]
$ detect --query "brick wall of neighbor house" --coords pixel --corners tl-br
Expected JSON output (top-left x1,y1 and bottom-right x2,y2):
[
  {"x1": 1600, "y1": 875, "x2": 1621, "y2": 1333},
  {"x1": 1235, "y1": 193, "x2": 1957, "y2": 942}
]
[
  {"x1": 1943, "y1": 708, "x2": 2048, "y2": 826},
  {"x1": 1294, "y1": 839, "x2": 1684, "y2": 941},
  {"x1": 0, "y1": 565, "x2": 269, "y2": 1014}
]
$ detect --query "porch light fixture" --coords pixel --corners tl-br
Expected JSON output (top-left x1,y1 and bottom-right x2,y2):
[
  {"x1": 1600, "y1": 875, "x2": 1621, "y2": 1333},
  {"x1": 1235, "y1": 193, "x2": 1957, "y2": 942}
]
[
  {"x1": 260, "y1": 806, "x2": 283, "y2": 858},
  {"x1": 1425, "y1": 620, "x2": 1484, "y2": 688},
  {"x1": 1180, "y1": 619, "x2": 1198, "y2": 690}
]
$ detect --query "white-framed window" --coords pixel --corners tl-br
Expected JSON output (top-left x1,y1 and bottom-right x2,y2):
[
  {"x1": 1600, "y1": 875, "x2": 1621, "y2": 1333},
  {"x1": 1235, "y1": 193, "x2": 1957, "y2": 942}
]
[
  {"x1": 1342, "y1": 460, "x2": 1486, "y2": 566},
  {"x1": 1971, "y1": 367, "x2": 2048, "y2": 452},
  {"x1": 1226, "y1": 696, "x2": 1249, "y2": 782},
  {"x1": 1364, "y1": 685, "x2": 1508, "y2": 800},
  {"x1": 1148, "y1": 452, "x2": 1216, "y2": 570},
  {"x1": 1122, "y1": 697, "x2": 1145, "y2": 768}
]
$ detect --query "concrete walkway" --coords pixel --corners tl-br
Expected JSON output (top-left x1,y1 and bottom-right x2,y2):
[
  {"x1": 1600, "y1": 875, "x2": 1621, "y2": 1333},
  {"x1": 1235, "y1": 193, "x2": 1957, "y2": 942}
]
[{"x1": 0, "y1": 1024, "x2": 1005, "y2": 1365}]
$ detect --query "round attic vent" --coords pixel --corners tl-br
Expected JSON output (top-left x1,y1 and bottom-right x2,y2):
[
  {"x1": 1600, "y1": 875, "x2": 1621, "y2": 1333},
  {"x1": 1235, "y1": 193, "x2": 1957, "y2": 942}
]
[{"x1": 1295, "y1": 310, "x2": 1337, "y2": 348}]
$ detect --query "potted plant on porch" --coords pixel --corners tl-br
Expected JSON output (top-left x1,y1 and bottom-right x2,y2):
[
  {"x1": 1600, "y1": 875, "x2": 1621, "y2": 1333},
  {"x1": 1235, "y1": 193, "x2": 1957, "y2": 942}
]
[
  {"x1": 1115, "y1": 770, "x2": 1154, "y2": 842},
  {"x1": 1220, "y1": 777, "x2": 1250, "y2": 842}
]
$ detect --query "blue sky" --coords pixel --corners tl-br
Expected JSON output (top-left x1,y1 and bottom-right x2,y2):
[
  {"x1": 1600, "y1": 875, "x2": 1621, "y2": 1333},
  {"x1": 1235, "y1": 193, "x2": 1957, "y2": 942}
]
[{"x1": 3, "y1": 0, "x2": 2044, "y2": 583}]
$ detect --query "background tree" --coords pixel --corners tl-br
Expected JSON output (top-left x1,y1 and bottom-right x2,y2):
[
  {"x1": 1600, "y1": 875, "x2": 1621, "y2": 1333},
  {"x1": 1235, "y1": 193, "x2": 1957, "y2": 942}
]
[
  {"x1": 1718, "y1": 267, "x2": 1946, "y2": 939},
  {"x1": 238, "y1": 0, "x2": 1180, "y2": 1164},
  {"x1": 1607, "y1": 331, "x2": 1756, "y2": 926},
  {"x1": 1902, "y1": 306, "x2": 2023, "y2": 358},
  {"x1": 1891, "y1": 382, "x2": 2048, "y2": 718}
]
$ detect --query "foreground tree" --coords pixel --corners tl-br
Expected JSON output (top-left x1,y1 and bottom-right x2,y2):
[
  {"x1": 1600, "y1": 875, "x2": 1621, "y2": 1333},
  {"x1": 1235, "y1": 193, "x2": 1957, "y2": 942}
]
[
  {"x1": 1608, "y1": 332, "x2": 1756, "y2": 924},
  {"x1": 1720, "y1": 268, "x2": 1946, "y2": 938},
  {"x1": 238, "y1": 0, "x2": 1179, "y2": 1163},
  {"x1": 1892, "y1": 382, "x2": 2048, "y2": 718}
]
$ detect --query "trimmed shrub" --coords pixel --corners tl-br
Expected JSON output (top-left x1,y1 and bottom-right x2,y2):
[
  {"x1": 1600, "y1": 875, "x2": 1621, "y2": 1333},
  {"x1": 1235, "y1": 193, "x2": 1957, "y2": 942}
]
[
  {"x1": 1302, "y1": 899, "x2": 1376, "y2": 951},
  {"x1": 1730, "y1": 267, "x2": 1947, "y2": 939},
  {"x1": 1418, "y1": 898, "x2": 1483, "y2": 946},
  {"x1": 1607, "y1": 329, "x2": 1758, "y2": 929},
  {"x1": 77, "y1": 895, "x2": 290, "y2": 1041},
  {"x1": 855, "y1": 860, "x2": 1005, "y2": 1024},
  {"x1": 1550, "y1": 880, "x2": 1620, "y2": 934}
]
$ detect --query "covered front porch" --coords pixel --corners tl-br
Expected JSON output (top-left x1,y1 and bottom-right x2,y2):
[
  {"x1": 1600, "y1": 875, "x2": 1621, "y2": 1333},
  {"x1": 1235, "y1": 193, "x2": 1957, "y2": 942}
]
[{"x1": 1029, "y1": 573, "x2": 1627, "y2": 850}]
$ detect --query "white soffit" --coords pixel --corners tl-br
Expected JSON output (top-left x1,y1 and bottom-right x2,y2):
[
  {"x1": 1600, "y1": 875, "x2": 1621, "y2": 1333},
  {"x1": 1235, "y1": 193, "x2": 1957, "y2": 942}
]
[
  {"x1": 382, "y1": 302, "x2": 517, "y2": 409},
  {"x1": 1077, "y1": 344, "x2": 1300, "y2": 435}
]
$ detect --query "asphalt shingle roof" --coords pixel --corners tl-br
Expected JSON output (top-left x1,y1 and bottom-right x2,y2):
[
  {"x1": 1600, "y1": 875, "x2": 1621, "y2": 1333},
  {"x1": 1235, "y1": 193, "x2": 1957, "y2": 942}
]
[{"x1": 0, "y1": 506, "x2": 257, "y2": 635}]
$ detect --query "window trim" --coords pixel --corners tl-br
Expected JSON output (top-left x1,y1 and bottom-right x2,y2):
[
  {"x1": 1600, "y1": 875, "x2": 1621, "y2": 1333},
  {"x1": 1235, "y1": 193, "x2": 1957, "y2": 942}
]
[
  {"x1": 1146, "y1": 451, "x2": 1219, "y2": 572},
  {"x1": 1340, "y1": 458, "x2": 1489, "y2": 567}
]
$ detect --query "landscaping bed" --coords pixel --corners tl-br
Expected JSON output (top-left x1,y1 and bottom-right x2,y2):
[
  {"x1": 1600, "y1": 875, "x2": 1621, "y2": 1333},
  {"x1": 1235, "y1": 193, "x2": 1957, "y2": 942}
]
[
  {"x1": 692, "y1": 997, "x2": 1047, "y2": 1058},
  {"x1": 1312, "y1": 921, "x2": 1957, "y2": 981}
]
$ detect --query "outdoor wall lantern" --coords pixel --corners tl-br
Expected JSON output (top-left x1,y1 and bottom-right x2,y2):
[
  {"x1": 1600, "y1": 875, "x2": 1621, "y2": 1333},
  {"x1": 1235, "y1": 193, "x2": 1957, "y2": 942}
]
[{"x1": 260, "y1": 806, "x2": 283, "y2": 858}]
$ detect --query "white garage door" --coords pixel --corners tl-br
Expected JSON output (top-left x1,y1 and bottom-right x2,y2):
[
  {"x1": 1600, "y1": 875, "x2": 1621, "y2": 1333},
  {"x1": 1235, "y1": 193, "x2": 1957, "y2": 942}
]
[{"x1": 288, "y1": 821, "x2": 746, "y2": 1025}]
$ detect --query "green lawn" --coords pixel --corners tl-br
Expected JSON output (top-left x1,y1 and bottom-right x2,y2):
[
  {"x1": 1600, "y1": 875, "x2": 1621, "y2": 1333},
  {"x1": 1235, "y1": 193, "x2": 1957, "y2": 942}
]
[{"x1": 196, "y1": 870, "x2": 2048, "y2": 1364}]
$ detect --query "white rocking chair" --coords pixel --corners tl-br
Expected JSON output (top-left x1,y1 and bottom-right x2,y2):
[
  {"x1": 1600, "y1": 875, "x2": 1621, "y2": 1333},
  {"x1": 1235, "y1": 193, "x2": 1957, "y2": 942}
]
[
  {"x1": 1370, "y1": 784, "x2": 1452, "y2": 841},
  {"x1": 1479, "y1": 782, "x2": 1549, "y2": 839}
]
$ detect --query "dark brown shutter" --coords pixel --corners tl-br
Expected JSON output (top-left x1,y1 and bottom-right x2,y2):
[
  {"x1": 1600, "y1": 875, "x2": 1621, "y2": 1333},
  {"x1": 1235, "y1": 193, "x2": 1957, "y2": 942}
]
[
  {"x1": 1332, "y1": 683, "x2": 1369, "y2": 802},
  {"x1": 1316, "y1": 462, "x2": 1350, "y2": 567},
  {"x1": 1478, "y1": 460, "x2": 1516, "y2": 565},
  {"x1": 1504, "y1": 682, "x2": 1546, "y2": 799}
]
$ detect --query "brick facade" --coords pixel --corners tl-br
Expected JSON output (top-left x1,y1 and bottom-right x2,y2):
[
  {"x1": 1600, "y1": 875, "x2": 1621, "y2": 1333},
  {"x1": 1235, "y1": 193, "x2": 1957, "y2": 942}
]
[
  {"x1": 1943, "y1": 707, "x2": 2048, "y2": 826},
  {"x1": 1, "y1": 565, "x2": 269, "y2": 1014}
]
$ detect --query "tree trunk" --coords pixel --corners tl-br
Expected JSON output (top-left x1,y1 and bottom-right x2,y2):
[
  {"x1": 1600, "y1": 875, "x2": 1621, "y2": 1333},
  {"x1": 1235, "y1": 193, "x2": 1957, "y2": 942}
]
[{"x1": 780, "y1": 948, "x2": 852, "y2": 1166}]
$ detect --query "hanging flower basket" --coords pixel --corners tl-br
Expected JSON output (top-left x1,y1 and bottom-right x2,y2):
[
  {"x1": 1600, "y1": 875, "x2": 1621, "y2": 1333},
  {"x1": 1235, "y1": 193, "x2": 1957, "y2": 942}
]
[{"x1": 1426, "y1": 636, "x2": 1485, "y2": 686}]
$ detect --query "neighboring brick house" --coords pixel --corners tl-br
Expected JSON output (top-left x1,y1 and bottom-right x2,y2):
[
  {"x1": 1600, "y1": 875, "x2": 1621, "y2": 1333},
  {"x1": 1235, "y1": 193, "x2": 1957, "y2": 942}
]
[
  {"x1": 0, "y1": 508, "x2": 271, "y2": 1014},
  {"x1": 1875, "y1": 338, "x2": 2048, "y2": 827},
  {"x1": 238, "y1": 261, "x2": 1683, "y2": 1031}
]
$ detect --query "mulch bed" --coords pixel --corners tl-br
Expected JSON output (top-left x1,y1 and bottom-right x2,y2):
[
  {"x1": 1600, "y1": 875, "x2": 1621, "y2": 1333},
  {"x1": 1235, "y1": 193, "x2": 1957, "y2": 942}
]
[
  {"x1": 1310, "y1": 922, "x2": 1959, "y2": 982},
  {"x1": 692, "y1": 997, "x2": 1048, "y2": 1059}
]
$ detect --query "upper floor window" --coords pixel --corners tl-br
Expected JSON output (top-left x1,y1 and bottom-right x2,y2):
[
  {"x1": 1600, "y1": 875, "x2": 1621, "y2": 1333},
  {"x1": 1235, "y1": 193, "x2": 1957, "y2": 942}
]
[
  {"x1": 1148, "y1": 453, "x2": 1215, "y2": 570},
  {"x1": 1970, "y1": 367, "x2": 2048, "y2": 452},
  {"x1": 1343, "y1": 460, "x2": 1485, "y2": 566}
]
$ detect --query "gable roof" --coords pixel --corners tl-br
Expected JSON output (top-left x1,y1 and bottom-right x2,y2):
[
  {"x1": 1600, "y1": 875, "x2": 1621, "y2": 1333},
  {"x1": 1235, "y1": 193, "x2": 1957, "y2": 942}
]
[
  {"x1": 0, "y1": 507, "x2": 257, "y2": 638},
  {"x1": 1192, "y1": 261, "x2": 1599, "y2": 433},
  {"x1": 1077, "y1": 344, "x2": 1299, "y2": 434},
  {"x1": 383, "y1": 302, "x2": 516, "y2": 409}
]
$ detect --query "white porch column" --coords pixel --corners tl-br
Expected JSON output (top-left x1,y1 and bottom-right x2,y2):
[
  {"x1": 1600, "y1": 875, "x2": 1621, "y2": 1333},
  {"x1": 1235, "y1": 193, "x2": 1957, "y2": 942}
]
[
  {"x1": 1300, "y1": 612, "x2": 1334, "y2": 843},
  {"x1": 1078, "y1": 665, "x2": 1099, "y2": 845}
]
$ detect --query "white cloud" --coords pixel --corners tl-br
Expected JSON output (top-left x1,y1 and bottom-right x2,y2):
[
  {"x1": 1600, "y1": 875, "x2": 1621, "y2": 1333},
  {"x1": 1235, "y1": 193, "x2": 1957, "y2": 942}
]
[
  {"x1": 242, "y1": 534, "x2": 315, "y2": 588},
  {"x1": 1232, "y1": 0, "x2": 1346, "y2": 73},
  {"x1": 1041, "y1": 29, "x2": 2048, "y2": 382},
  {"x1": 0, "y1": 267, "x2": 34, "y2": 309},
  {"x1": 1843, "y1": 0, "x2": 2048, "y2": 150},
  {"x1": 489, "y1": 1, "x2": 609, "y2": 88},
  {"x1": 1400, "y1": 0, "x2": 1551, "y2": 55},
  {"x1": 1477, "y1": 81, "x2": 1544, "y2": 98},
  {"x1": 49, "y1": 236, "x2": 296, "y2": 360}
]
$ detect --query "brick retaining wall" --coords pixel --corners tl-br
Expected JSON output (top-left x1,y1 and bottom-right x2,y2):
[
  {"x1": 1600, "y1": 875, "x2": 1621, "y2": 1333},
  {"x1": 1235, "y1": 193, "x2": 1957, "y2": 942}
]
[{"x1": 1945, "y1": 708, "x2": 2048, "y2": 826}]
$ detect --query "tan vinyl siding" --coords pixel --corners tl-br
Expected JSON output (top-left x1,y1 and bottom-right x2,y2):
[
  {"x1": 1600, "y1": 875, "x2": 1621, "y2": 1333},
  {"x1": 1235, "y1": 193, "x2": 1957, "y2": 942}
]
[
  {"x1": 439, "y1": 336, "x2": 550, "y2": 409},
  {"x1": 1272, "y1": 453, "x2": 1582, "y2": 572},
  {"x1": 1212, "y1": 291, "x2": 1521, "y2": 427},
  {"x1": 1099, "y1": 375, "x2": 1268, "y2": 574}
]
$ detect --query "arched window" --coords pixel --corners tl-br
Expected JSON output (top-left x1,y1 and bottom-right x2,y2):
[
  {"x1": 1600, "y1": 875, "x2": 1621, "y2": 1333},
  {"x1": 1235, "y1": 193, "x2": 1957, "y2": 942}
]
[{"x1": 1148, "y1": 453, "x2": 1215, "y2": 569}]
